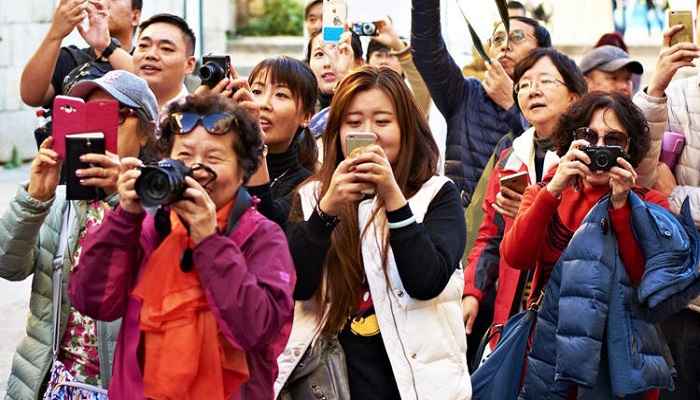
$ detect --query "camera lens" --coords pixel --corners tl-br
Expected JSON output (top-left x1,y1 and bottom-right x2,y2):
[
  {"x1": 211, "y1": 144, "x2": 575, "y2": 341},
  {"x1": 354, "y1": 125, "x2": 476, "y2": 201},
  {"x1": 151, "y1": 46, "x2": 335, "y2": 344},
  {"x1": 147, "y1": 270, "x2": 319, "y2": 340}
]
[
  {"x1": 136, "y1": 169, "x2": 173, "y2": 207},
  {"x1": 362, "y1": 23, "x2": 376, "y2": 35},
  {"x1": 594, "y1": 153, "x2": 610, "y2": 170},
  {"x1": 199, "y1": 62, "x2": 225, "y2": 87}
]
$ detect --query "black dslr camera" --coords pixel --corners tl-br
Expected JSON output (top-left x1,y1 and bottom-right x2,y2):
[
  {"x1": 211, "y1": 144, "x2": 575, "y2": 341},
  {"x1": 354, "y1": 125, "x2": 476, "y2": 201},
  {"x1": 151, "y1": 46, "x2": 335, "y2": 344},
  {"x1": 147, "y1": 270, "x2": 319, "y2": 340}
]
[
  {"x1": 199, "y1": 54, "x2": 231, "y2": 88},
  {"x1": 135, "y1": 159, "x2": 191, "y2": 207},
  {"x1": 582, "y1": 146, "x2": 626, "y2": 172},
  {"x1": 351, "y1": 22, "x2": 378, "y2": 36}
]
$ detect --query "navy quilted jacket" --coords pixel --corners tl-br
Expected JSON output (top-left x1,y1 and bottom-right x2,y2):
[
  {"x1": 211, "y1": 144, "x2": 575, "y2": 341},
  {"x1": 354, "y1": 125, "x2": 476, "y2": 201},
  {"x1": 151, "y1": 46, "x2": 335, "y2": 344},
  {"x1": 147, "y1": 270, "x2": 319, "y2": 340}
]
[
  {"x1": 520, "y1": 195, "x2": 700, "y2": 399},
  {"x1": 411, "y1": 0, "x2": 525, "y2": 207}
]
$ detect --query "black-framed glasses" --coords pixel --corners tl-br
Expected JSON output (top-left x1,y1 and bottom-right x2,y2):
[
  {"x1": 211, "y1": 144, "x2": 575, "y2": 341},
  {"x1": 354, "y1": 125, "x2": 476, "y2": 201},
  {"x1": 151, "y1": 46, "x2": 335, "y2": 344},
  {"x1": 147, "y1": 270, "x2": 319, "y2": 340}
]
[
  {"x1": 169, "y1": 112, "x2": 239, "y2": 135},
  {"x1": 118, "y1": 107, "x2": 136, "y2": 125},
  {"x1": 491, "y1": 29, "x2": 533, "y2": 48},
  {"x1": 574, "y1": 127, "x2": 629, "y2": 147},
  {"x1": 514, "y1": 76, "x2": 566, "y2": 95}
]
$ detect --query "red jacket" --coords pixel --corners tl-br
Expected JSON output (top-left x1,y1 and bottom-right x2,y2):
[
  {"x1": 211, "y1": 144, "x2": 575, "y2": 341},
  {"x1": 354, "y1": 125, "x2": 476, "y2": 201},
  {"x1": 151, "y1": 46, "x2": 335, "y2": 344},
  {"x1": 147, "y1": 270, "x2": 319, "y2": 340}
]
[
  {"x1": 464, "y1": 128, "x2": 560, "y2": 335},
  {"x1": 68, "y1": 204, "x2": 296, "y2": 400}
]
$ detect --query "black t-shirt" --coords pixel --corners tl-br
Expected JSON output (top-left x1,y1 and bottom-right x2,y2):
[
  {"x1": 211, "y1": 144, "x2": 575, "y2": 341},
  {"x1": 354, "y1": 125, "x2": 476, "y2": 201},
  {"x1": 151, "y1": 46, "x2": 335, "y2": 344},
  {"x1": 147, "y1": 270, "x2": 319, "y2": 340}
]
[
  {"x1": 44, "y1": 46, "x2": 112, "y2": 109},
  {"x1": 338, "y1": 281, "x2": 401, "y2": 400}
]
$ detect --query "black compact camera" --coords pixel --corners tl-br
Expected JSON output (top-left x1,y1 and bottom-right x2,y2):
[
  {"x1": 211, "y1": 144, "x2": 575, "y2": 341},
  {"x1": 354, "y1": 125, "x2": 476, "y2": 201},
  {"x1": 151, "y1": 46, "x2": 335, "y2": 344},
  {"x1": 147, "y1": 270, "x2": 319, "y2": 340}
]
[
  {"x1": 135, "y1": 159, "x2": 192, "y2": 207},
  {"x1": 199, "y1": 54, "x2": 231, "y2": 88},
  {"x1": 583, "y1": 145, "x2": 626, "y2": 172},
  {"x1": 351, "y1": 22, "x2": 378, "y2": 36}
]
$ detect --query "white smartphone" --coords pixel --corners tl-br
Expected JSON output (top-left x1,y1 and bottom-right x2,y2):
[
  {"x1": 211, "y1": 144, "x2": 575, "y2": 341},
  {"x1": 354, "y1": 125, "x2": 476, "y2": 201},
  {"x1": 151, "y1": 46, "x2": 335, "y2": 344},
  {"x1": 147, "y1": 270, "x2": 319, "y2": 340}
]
[{"x1": 322, "y1": 0, "x2": 347, "y2": 44}]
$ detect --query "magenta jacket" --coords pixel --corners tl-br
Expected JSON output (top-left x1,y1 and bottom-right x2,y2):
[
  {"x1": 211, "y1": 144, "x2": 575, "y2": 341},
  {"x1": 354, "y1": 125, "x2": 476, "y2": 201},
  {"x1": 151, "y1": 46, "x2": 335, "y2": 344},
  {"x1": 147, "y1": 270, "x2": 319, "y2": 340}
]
[{"x1": 68, "y1": 205, "x2": 296, "y2": 400}]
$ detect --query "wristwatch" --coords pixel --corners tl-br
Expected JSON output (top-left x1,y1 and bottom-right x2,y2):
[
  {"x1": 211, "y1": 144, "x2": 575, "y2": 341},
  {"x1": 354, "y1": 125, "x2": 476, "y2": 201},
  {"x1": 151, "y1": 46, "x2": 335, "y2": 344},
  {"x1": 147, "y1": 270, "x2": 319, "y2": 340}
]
[{"x1": 100, "y1": 37, "x2": 121, "y2": 60}]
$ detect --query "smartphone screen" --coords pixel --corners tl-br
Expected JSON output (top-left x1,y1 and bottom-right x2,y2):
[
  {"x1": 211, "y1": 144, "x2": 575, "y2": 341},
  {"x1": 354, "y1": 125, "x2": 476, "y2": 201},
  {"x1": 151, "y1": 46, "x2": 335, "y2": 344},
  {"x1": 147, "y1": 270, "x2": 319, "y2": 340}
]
[
  {"x1": 322, "y1": 0, "x2": 347, "y2": 44},
  {"x1": 65, "y1": 133, "x2": 105, "y2": 201},
  {"x1": 668, "y1": 10, "x2": 694, "y2": 46}
]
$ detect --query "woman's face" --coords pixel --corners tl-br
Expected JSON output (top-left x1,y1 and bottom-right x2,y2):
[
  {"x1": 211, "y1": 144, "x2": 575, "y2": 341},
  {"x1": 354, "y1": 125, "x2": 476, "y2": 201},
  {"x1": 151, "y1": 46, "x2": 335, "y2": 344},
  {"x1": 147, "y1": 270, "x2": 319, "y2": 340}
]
[
  {"x1": 170, "y1": 125, "x2": 243, "y2": 210},
  {"x1": 309, "y1": 34, "x2": 354, "y2": 95},
  {"x1": 87, "y1": 89, "x2": 146, "y2": 159},
  {"x1": 584, "y1": 107, "x2": 629, "y2": 187},
  {"x1": 517, "y1": 57, "x2": 578, "y2": 138},
  {"x1": 250, "y1": 70, "x2": 309, "y2": 153},
  {"x1": 339, "y1": 87, "x2": 401, "y2": 164}
]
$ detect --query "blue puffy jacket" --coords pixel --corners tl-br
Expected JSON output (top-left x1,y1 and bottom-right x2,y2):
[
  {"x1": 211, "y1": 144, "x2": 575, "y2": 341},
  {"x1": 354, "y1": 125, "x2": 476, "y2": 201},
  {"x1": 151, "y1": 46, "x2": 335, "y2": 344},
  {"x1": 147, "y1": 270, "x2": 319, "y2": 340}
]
[
  {"x1": 411, "y1": 0, "x2": 525, "y2": 207},
  {"x1": 520, "y1": 194, "x2": 700, "y2": 399}
]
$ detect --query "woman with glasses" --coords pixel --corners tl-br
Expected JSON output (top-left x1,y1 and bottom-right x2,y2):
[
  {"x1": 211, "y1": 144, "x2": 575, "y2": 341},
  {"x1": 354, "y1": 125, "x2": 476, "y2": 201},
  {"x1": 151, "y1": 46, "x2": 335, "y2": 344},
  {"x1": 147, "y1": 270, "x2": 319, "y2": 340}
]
[
  {"x1": 0, "y1": 70, "x2": 158, "y2": 399},
  {"x1": 68, "y1": 95, "x2": 296, "y2": 399},
  {"x1": 463, "y1": 48, "x2": 586, "y2": 354},
  {"x1": 502, "y1": 92, "x2": 676, "y2": 399},
  {"x1": 246, "y1": 56, "x2": 319, "y2": 227}
]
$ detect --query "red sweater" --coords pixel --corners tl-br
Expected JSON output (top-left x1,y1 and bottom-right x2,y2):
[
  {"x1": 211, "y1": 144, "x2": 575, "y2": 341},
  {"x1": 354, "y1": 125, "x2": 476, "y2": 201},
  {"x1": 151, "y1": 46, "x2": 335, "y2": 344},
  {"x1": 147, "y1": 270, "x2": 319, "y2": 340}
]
[{"x1": 500, "y1": 183, "x2": 669, "y2": 400}]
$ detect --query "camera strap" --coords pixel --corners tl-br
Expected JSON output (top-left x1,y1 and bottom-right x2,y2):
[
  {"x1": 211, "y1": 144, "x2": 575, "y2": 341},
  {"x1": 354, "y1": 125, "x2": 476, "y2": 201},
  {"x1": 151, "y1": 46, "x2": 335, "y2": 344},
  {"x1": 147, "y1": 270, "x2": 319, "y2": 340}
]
[{"x1": 179, "y1": 188, "x2": 252, "y2": 272}]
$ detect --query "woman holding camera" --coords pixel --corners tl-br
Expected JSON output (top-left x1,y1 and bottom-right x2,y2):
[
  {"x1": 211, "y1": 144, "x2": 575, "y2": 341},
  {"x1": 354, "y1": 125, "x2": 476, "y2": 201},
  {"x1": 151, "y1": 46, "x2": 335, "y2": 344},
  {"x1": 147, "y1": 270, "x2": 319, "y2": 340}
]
[
  {"x1": 68, "y1": 95, "x2": 296, "y2": 400},
  {"x1": 246, "y1": 56, "x2": 319, "y2": 227},
  {"x1": 502, "y1": 92, "x2": 679, "y2": 399},
  {"x1": 462, "y1": 48, "x2": 586, "y2": 347},
  {"x1": 277, "y1": 66, "x2": 469, "y2": 399},
  {"x1": 0, "y1": 71, "x2": 159, "y2": 399}
]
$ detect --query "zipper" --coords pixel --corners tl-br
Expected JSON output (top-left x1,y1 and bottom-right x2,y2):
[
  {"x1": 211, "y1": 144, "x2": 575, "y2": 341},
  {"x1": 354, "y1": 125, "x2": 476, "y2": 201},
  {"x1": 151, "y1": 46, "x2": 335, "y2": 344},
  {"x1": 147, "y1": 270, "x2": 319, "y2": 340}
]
[{"x1": 385, "y1": 285, "x2": 420, "y2": 399}]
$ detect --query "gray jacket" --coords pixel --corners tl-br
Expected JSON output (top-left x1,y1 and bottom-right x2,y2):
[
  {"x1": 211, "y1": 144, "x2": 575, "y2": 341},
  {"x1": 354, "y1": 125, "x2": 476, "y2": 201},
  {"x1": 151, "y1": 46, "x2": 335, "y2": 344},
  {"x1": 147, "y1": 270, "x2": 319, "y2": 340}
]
[{"x1": 0, "y1": 185, "x2": 120, "y2": 400}]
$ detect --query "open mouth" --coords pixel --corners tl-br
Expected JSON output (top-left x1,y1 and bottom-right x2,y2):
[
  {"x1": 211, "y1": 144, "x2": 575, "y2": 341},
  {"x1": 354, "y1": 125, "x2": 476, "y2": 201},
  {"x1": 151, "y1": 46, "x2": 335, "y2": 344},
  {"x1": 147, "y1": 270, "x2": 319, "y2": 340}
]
[
  {"x1": 139, "y1": 64, "x2": 162, "y2": 74},
  {"x1": 259, "y1": 117, "x2": 272, "y2": 130},
  {"x1": 529, "y1": 102, "x2": 546, "y2": 111}
]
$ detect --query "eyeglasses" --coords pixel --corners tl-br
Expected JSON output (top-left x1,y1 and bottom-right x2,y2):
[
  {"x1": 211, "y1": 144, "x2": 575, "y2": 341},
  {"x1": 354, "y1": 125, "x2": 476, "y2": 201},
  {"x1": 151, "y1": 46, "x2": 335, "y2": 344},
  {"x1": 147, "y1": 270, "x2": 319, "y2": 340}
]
[
  {"x1": 574, "y1": 127, "x2": 629, "y2": 147},
  {"x1": 118, "y1": 107, "x2": 136, "y2": 125},
  {"x1": 169, "y1": 112, "x2": 239, "y2": 135},
  {"x1": 491, "y1": 29, "x2": 533, "y2": 48},
  {"x1": 514, "y1": 76, "x2": 566, "y2": 95}
]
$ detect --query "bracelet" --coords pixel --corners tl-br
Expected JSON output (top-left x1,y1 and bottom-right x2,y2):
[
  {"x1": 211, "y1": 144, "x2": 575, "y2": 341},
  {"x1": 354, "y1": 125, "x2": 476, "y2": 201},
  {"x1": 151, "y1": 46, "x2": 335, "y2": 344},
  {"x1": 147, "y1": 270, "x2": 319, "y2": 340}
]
[
  {"x1": 388, "y1": 215, "x2": 416, "y2": 229},
  {"x1": 316, "y1": 204, "x2": 339, "y2": 228}
]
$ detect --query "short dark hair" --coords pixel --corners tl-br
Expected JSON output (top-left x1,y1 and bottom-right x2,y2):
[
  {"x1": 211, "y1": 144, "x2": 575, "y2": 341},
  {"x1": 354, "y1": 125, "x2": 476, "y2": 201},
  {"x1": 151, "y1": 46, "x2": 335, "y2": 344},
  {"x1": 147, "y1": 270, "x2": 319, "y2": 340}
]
[
  {"x1": 552, "y1": 92, "x2": 650, "y2": 168},
  {"x1": 366, "y1": 40, "x2": 391, "y2": 63},
  {"x1": 158, "y1": 95, "x2": 263, "y2": 183},
  {"x1": 131, "y1": 0, "x2": 143, "y2": 11},
  {"x1": 305, "y1": 30, "x2": 363, "y2": 63},
  {"x1": 138, "y1": 13, "x2": 196, "y2": 57},
  {"x1": 512, "y1": 47, "x2": 587, "y2": 104},
  {"x1": 501, "y1": 16, "x2": 552, "y2": 48},
  {"x1": 507, "y1": 1, "x2": 526, "y2": 12}
]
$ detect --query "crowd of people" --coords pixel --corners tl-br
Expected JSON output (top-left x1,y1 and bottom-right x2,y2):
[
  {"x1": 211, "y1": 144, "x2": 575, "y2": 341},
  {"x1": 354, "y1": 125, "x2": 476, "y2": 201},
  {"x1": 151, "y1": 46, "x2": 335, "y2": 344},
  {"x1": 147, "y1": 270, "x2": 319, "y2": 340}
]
[{"x1": 2, "y1": 0, "x2": 700, "y2": 399}]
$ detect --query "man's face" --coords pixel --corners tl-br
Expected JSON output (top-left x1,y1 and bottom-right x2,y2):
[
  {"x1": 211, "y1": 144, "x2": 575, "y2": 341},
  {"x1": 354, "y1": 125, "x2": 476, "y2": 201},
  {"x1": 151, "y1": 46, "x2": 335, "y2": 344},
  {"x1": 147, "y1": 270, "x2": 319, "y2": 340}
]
[
  {"x1": 133, "y1": 22, "x2": 195, "y2": 104},
  {"x1": 585, "y1": 68, "x2": 634, "y2": 98},
  {"x1": 107, "y1": 0, "x2": 140, "y2": 38},
  {"x1": 368, "y1": 50, "x2": 402, "y2": 75},
  {"x1": 488, "y1": 20, "x2": 538, "y2": 77},
  {"x1": 305, "y1": 3, "x2": 323, "y2": 36}
]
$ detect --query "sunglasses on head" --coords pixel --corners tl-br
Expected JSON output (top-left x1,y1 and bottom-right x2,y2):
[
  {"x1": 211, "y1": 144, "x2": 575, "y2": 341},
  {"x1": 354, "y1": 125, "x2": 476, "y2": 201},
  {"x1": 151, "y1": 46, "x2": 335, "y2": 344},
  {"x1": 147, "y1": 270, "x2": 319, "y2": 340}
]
[
  {"x1": 574, "y1": 127, "x2": 629, "y2": 147},
  {"x1": 169, "y1": 112, "x2": 239, "y2": 136}
]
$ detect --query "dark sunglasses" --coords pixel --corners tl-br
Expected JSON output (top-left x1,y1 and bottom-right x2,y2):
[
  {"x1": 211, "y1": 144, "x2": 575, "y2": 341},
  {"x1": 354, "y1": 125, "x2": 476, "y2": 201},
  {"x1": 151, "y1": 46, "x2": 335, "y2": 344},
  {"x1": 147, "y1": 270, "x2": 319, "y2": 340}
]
[
  {"x1": 574, "y1": 127, "x2": 629, "y2": 148},
  {"x1": 169, "y1": 112, "x2": 239, "y2": 135},
  {"x1": 118, "y1": 106, "x2": 136, "y2": 125}
]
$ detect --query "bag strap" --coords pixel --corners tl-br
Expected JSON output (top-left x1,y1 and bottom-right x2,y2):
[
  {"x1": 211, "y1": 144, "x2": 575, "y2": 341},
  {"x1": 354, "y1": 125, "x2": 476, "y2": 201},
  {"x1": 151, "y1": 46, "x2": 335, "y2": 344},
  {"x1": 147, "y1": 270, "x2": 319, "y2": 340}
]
[{"x1": 51, "y1": 203, "x2": 74, "y2": 359}]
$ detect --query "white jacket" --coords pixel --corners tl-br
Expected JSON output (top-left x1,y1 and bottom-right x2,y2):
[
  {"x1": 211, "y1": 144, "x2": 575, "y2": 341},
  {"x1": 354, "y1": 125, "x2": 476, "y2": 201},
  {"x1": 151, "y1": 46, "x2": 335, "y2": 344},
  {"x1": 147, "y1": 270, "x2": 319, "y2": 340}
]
[
  {"x1": 275, "y1": 176, "x2": 471, "y2": 400},
  {"x1": 633, "y1": 79, "x2": 700, "y2": 228}
]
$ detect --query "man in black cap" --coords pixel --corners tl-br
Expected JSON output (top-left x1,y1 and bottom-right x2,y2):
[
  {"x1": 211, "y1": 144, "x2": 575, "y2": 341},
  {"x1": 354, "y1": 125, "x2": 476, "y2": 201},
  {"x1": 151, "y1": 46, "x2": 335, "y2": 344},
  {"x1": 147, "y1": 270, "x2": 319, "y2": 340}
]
[{"x1": 579, "y1": 45, "x2": 644, "y2": 98}]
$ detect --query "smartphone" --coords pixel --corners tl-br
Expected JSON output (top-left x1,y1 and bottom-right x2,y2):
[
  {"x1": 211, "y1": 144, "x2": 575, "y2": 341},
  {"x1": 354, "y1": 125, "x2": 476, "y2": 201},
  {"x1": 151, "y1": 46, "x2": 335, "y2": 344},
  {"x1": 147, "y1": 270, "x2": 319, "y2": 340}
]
[
  {"x1": 65, "y1": 133, "x2": 105, "y2": 200},
  {"x1": 346, "y1": 132, "x2": 376, "y2": 158},
  {"x1": 322, "y1": 0, "x2": 347, "y2": 44},
  {"x1": 668, "y1": 10, "x2": 694, "y2": 46},
  {"x1": 499, "y1": 171, "x2": 529, "y2": 195},
  {"x1": 52, "y1": 96, "x2": 118, "y2": 160}
]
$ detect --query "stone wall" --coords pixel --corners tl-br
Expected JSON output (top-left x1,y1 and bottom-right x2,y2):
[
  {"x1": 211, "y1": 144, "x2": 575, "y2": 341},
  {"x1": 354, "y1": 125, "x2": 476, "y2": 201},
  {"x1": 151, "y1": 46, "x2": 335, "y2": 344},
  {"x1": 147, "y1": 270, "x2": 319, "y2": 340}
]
[{"x1": 0, "y1": 0, "x2": 233, "y2": 162}]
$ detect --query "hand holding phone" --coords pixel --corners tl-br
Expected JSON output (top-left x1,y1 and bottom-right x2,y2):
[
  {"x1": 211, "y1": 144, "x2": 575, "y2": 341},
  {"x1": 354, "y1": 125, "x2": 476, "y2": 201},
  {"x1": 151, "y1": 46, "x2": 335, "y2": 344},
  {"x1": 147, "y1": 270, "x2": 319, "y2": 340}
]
[
  {"x1": 346, "y1": 132, "x2": 377, "y2": 195},
  {"x1": 322, "y1": 0, "x2": 348, "y2": 44},
  {"x1": 65, "y1": 133, "x2": 106, "y2": 200},
  {"x1": 668, "y1": 10, "x2": 694, "y2": 46}
]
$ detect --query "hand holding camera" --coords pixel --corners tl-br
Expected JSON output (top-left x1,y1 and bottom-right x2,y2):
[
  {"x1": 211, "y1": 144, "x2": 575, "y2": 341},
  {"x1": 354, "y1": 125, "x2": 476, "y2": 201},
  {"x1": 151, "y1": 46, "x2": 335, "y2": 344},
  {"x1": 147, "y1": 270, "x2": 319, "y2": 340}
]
[
  {"x1": 195, "y1": 55, "x2": 260, "y2": 122},
  {"x1": 117, "y1": 157, "x2": 145, "y2": 214},
  {"x1": 546, "y1": 139, "x2": 593, "y2": 196},
  {"x1": 28, "y1": 137, "x2": 62, "y2": 202},
  {"x1": 608, "y1": 157, "x2": 637, "y2": 209}
]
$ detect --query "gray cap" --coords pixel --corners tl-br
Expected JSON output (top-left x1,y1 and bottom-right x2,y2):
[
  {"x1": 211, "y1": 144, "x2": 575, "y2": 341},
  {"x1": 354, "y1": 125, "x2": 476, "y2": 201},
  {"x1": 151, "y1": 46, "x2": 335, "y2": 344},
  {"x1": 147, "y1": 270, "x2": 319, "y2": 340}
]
[
  {"x1": 579, "y1": 45, "x2": 644, "y2": 75},
  {"x1": 69, "y1": 70, "x2": 159, "y2": 125}
]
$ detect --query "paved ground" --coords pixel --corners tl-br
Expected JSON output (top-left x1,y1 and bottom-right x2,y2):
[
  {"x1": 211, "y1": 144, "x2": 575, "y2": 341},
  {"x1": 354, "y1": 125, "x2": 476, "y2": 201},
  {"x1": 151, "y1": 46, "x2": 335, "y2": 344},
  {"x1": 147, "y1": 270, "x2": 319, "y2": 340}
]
[{"x1": 0, "y1": 163, "x2": 34, "y2": 397}]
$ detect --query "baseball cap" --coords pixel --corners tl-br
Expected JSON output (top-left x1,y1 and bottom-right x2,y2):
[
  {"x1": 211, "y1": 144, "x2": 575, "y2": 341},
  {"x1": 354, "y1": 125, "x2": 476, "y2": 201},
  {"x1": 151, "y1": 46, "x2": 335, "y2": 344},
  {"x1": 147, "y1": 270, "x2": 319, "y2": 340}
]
[
  {"x1": 579, "y1": 45, "x2": 644, "y2": 76},
  {"x1": 69, "y1": 70, "x2": 159, "y2": 125},
  {"x1": 305, "y1": 0, "x2": 322, "y2": 18}
]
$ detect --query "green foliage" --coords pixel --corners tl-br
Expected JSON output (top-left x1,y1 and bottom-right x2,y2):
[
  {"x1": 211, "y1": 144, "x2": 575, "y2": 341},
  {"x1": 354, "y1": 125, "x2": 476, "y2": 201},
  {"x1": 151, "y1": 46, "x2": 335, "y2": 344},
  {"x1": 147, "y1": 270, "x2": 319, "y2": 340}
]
[{"x1": 237, "y1": 0, "x2": 304, "y2": 36}]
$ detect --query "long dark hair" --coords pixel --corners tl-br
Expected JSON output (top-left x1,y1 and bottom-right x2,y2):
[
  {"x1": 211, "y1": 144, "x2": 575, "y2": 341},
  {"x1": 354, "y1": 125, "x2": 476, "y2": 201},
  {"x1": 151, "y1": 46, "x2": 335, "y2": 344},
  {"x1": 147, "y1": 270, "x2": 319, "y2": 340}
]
[
  {"x1": 248, "y1": 56, "x2": 319, "y2": 171},
  {"x1": 299, "y1": 66, "x2": 438, "y2": 333}
]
